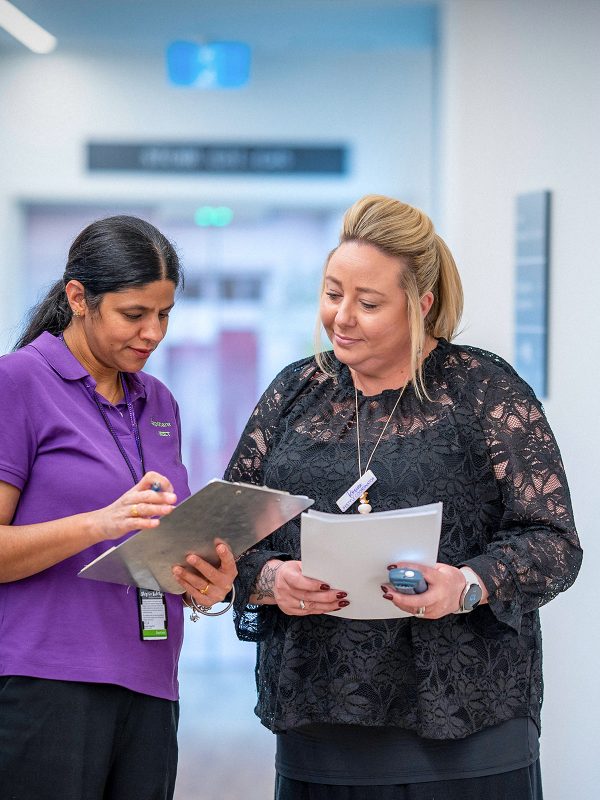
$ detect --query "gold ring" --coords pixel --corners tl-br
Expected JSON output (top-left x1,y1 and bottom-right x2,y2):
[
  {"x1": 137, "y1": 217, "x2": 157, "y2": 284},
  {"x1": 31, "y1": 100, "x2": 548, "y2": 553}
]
[
  {"x1": 131, "y1": 505, "x2": 139, "y2": 518},
  {"x1": 200, "y1": 584, "x2": 210, "y2": 595}
]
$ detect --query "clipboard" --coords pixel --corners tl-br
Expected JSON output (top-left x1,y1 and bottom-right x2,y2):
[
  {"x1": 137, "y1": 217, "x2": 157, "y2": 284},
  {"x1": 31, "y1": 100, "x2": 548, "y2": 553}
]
[{"x1": 78, "y1": 479, "x2": 313, "y2": 594}]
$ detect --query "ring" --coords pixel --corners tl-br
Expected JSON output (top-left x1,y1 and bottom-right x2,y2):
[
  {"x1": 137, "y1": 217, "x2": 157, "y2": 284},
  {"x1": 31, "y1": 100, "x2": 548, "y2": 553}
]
[
  {"x1": 299, "y1": 599, "x2": 306, "y2": 610},
  {"x1": 415, "y1": 606, "x2": 426, "y2": 618},
  {"x1": 200, "y1": 584, "x2": 210, "y2": 595},
  {"x1": 130, "y1": 505, "x2": 139, "y2": 518}
]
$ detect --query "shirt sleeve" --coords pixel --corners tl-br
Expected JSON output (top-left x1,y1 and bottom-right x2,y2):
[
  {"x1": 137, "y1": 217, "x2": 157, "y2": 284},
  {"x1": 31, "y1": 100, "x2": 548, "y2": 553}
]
[
  {"x1": 467, "y1": 370, "x2": 582, "y2": 632},
  {"x1": 0, "y1": 363, "x2": 37, "y2": 490}
]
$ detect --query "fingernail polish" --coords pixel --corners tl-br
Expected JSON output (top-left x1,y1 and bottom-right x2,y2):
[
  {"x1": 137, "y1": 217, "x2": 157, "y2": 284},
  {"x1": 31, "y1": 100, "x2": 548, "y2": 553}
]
[
  {"x1": 383, "y1": 593, "x2": 393, "y2": 600},
  {"x1": 338, "y1": 600, "x2": 350, "y2": 607},
  {"x1": 320, "y1": 584, "x2": 331, "y2": 591},
  {"x1": 387, "y1": 564, "x2": 397, "y2": 571},
  {"x1": 336, "y1": 591, "x2": 347, "y2": 599},
  {"x1": 380, "y1": 585, "x2": 388, "y2": 593}
]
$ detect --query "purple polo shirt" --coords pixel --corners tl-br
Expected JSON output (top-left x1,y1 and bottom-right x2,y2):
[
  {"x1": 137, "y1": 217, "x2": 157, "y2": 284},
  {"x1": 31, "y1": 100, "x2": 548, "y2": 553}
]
[{"x1": 0, "y1": 332, "x2": 190, "y2": 700}]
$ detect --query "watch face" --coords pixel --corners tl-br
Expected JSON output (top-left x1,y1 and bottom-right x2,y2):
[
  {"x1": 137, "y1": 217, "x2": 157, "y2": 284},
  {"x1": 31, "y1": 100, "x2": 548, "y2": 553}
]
[{"x1": 464, "y1": 584, "x2": 482, "y2": 611}]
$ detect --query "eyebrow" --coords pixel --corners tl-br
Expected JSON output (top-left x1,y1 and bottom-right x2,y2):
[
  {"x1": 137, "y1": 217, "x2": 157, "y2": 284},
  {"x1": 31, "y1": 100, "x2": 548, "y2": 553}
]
[
  {"x1": 325, "y1": 276, "x2": 386, "y2": 297},
  {"x1": 119, "y1": 303, "x2": 175, "y2": 312}
]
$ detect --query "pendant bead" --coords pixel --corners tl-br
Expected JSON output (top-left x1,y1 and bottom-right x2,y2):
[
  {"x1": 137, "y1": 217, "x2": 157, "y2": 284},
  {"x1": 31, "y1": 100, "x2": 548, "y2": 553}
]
[{"x1": 358, "y1": 490, "x2": 372, "y2": 514}]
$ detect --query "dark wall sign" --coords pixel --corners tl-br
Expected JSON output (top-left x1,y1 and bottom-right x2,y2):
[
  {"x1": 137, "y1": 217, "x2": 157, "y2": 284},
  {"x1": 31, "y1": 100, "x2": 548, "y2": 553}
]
[
  {"x1": 87, "y1": 142, "x2": 347, "y2": 175},
  {"x1": 514, "y1": 190, "x2": 551, "y2": 398}
]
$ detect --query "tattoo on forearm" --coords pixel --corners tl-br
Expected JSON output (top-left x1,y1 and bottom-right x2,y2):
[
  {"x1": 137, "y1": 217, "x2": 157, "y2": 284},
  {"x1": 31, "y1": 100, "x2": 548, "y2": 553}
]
[{"x1": 253, "y1": 563, "x2": 280, "y2": 601}]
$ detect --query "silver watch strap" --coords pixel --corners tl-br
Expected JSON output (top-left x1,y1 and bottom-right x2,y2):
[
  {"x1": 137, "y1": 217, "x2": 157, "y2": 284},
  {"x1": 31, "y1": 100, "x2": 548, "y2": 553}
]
[{"x1": 454, "y1": 566, "x2": 482, "y2": 614}]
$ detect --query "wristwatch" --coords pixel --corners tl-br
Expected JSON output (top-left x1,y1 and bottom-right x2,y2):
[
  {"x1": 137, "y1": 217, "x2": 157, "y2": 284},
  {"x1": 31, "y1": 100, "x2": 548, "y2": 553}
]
[{"x1": 455, "y1": 566, "x2": 483, "y2": 613}]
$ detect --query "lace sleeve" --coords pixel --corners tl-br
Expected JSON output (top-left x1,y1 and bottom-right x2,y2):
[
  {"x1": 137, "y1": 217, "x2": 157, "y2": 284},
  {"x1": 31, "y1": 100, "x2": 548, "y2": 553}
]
[
  {"x1": 224, "y1": 367, "x2": 299, "y2": 642},
  {"x1": 467, "y1": 372, "x2": 582, "y2": 632}
]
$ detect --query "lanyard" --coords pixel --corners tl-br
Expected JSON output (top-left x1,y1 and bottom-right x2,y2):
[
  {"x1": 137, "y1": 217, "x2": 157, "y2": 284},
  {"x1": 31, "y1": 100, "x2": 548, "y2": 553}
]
[
  {"x1": 86, "y1": 373, "x2": 169, "y2": 640},
  {"x1": 86, "y1": 374, "x2": 145, "y2": 484},
  {"x1": 59, "y1": 340, "x2": 170, "y2": 640},
  {"x1": 58, "y1": 332, "x2": 145, "y2": 484}
]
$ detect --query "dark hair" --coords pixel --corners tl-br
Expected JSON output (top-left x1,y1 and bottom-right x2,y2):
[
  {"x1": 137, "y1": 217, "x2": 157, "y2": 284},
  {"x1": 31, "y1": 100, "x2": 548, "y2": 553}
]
[{"x1": 15, "y1": 215, "x2": 182, "y2": 349}]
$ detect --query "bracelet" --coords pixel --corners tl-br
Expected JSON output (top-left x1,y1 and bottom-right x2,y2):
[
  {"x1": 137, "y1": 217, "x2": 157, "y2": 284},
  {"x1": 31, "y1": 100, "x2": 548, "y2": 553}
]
[{"x1": 183, "y1": 585, "x2": 236, "y2": 621}]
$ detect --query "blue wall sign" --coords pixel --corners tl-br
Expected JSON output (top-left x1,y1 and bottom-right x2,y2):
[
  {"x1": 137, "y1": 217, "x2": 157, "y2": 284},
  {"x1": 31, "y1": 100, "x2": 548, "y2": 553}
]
[
  {"x1": 514, "y1": 191, "x2": 551, "y2": 398},
  {"x1": 166, "y1": 41, "x2": 251, "y2": 88}
]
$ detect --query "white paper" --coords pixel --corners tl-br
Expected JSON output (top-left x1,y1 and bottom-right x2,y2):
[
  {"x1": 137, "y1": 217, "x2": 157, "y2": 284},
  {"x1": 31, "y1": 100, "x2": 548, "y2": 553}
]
[{"x1": 301, "y1": 502, "x2": 442, "y2": 619}]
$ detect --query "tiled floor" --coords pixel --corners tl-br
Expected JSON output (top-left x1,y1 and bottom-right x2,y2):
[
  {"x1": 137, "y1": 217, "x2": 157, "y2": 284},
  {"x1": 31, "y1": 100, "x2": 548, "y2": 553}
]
[{"x1": 174, "y1": 615, "x2": 275, "y2": 800}]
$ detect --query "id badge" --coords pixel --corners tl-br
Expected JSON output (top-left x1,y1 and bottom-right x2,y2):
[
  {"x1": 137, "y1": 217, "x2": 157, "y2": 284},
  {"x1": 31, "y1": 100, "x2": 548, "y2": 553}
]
[
  {"x1": 336, "y1": 469, "x2": 377, "y2": 512},
  {"x1": 137, "y1": 588, "x2": 168, "y2": 641}
]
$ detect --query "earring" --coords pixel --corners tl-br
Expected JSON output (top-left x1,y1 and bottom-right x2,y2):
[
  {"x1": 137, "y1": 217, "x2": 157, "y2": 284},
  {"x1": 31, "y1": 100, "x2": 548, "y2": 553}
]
[{"x1": 72, "y1": 309, "x2": 80, "y2": 317}]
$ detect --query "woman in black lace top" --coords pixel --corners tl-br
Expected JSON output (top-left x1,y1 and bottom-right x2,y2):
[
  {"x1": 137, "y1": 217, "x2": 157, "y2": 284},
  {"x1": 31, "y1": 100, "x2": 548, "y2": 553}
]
[{"x1": 225, "y1": 195, "x2": 582, "y2": 800}]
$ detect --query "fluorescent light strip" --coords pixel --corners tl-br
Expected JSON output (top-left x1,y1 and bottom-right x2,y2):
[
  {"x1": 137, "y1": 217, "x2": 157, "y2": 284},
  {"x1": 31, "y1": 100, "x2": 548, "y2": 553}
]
[{"x1": 0, "y1": 0, "x2": 56, "y2": 54}]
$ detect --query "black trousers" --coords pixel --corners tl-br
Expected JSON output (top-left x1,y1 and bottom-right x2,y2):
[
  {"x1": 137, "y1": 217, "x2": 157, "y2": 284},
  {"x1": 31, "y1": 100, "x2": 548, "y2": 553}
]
[
  {"x1": 0, "y1": 676, "x2": 179, "y2": 800},
  {"x1": 275, "y1": 760, "x2": 543, "y2": 800}
]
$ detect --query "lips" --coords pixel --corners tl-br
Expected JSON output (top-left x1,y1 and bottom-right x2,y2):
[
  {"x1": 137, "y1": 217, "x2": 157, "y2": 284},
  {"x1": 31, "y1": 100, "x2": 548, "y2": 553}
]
[
  {"x1": 130, "y1": 347, "x2": 153, "y2": 358},
  {"x1": 333, "y1": 332, "x2": 361, "y2": 346}
]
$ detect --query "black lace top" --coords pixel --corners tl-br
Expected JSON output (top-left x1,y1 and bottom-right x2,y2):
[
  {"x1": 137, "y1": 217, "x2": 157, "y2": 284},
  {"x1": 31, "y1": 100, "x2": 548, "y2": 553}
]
[{"x1": 225, "y1": 339, "x2": 582, "y2": 739}]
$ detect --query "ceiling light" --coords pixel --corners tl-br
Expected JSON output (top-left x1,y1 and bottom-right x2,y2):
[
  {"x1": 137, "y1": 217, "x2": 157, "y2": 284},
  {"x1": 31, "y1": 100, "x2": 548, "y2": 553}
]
[{"x1": 0, "y1": 0, "x2": 56, "y2": 54}]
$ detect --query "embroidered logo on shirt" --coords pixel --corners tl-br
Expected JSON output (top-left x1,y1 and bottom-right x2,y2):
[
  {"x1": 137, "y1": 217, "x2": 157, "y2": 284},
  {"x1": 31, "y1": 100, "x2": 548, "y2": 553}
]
[{"x1": 151, "y1": 420, "x2": 172, "y2": 437}]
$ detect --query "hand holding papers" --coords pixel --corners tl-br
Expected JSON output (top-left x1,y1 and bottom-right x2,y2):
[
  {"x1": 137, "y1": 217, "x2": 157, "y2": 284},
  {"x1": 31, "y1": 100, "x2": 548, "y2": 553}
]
[
  {"x1": 79, "y1": 480, "x2": 313, "y2": 594},
  {"x1": 301, "y1": 502, "x2": 442, "y2": 619}
]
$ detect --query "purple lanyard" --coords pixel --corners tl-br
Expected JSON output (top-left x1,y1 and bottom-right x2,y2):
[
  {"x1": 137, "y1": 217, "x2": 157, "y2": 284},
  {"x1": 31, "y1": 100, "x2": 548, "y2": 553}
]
[
  {"x1": 87, "y1": 375, "x2": 167, "y2": 618},
  {"x1": 58, "y1": 332, "x2": 145, "y2": 485},
  {"x1": 87, "y1": 374, "x2": 145, "y2": 486}
]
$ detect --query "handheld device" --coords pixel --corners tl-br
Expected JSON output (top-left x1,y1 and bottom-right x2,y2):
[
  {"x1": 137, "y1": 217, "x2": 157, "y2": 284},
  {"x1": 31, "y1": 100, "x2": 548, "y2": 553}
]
[{"x1": 388, "y1": 567, "x2": 428, "y2": 595}]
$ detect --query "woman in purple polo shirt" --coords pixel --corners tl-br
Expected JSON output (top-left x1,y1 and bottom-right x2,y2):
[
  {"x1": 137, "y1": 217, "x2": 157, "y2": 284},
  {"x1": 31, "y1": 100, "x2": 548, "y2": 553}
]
[{"x1": 0, "y1": 216, "x2": 237, "y2": 800}]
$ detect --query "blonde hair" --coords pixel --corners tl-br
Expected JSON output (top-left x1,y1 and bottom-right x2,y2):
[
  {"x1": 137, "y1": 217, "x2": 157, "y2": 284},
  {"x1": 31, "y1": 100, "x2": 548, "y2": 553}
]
[{"x1": 315, "y1": 194, "x2": 463, "y2": 398}]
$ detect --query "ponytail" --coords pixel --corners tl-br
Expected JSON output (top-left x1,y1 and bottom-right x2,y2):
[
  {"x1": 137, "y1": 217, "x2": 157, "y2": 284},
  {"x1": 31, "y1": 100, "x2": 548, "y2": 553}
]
[
  {"x1": 427, "y1": 234, "x2": 463, "y2": 340},
  {"x1": 14, "y1": 280, "x2": 73, "y2": 350}
]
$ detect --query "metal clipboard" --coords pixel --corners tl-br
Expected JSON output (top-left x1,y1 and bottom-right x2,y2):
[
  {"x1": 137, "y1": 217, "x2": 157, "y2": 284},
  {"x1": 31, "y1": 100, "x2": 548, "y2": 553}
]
[{"x1": 78, "y1": 479, "x2": 313, "y2": 594}]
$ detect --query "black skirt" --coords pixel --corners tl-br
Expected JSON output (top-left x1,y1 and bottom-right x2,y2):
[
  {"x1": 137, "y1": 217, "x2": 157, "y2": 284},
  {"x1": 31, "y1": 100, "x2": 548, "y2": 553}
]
[{"x1": 275, "y1": 760, "x2": 543, "y2": 800}]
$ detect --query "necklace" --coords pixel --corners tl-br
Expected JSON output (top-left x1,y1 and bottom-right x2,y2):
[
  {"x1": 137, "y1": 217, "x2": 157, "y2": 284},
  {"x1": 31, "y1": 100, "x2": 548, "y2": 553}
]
[
  {"x1": 354, "y1": 382, "x2": 408, "y2": 514},
  {"x1": 100, "y1": 378, "x2": 123, "y2": 406}
]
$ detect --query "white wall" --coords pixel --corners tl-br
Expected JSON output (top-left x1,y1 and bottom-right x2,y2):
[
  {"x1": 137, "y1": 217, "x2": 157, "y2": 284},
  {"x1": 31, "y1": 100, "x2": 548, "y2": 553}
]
[
  {"x1": 0, "y1": 44, "x2": 435, "y2": 350},
  {"x1": 439, "y1": 1, "x2": 600, "y2": 797}
]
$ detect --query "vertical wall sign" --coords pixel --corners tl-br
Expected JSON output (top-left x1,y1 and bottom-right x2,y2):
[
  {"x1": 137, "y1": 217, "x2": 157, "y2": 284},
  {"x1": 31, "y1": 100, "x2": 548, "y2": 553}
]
[{"x1": 514, "y1": 190, "x2": 551, "y2": 398}]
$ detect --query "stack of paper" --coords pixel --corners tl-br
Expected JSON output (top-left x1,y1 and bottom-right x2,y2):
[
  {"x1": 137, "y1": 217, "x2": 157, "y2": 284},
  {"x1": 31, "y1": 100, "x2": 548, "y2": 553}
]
[{"x1": 301, "y1": 503, "x2": 442, "y2": 619}]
